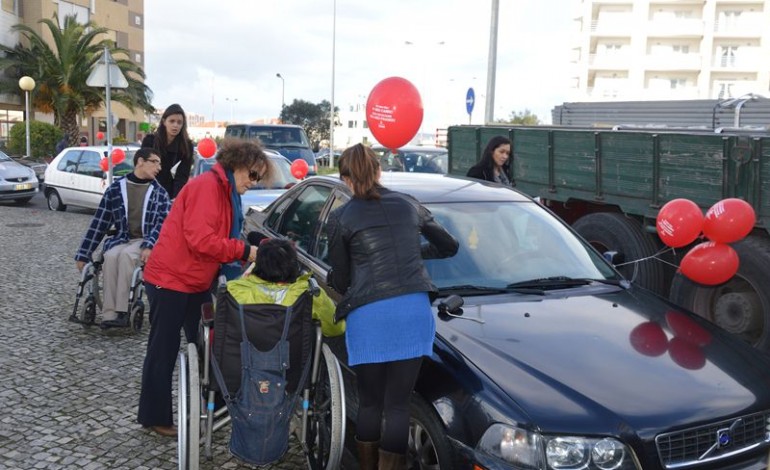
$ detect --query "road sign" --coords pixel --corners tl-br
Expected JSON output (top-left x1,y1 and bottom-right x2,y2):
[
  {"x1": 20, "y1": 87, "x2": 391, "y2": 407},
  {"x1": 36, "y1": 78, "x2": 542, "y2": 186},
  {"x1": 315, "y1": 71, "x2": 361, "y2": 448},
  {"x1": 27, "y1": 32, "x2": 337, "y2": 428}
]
[
  {"x1": 466, "y1": 87, "x2": 475, "y2": 115},
  {"x1": 86, "y1": 49, "x2": 128, "y2": 88}
]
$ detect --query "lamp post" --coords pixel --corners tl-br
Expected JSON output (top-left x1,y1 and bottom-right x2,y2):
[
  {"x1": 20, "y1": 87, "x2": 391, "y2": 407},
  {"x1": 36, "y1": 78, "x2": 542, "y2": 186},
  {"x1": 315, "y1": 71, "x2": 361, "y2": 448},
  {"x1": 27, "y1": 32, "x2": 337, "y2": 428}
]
[
  {"x1": 225, "y1": 97, "x2": 238, "y2": 122},
  {"x1": 329, "y1": 0, "x2": 336, "y2": 168},
  {"x1": 276, "y1": 73, "x2": 285, "y2": 113},
  {"x1": 18, "y1": 76, "x2": 35, "y2": 158}
]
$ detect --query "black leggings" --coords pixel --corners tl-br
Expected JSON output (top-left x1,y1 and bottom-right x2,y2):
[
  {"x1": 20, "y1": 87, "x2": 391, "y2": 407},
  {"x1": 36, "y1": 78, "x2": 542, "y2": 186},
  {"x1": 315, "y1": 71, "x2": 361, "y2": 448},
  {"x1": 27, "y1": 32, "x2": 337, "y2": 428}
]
[{"x1": 353, "y1": 357, "x2": 422, "y2": 454}]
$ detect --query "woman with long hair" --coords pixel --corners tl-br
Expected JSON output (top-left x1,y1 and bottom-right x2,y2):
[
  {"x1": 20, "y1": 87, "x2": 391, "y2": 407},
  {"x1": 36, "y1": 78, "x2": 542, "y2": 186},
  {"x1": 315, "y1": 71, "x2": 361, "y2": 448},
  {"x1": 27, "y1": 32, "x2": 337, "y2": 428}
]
[
  {"x1": 326, "y1": 144, "x2": 458, "y2": 469},
  {"x1": 141, "y1": 103, "x2": 194, "y2": 197},
  {"x1": 466, "y1": 135, "x2": 512, "y2": 185}
]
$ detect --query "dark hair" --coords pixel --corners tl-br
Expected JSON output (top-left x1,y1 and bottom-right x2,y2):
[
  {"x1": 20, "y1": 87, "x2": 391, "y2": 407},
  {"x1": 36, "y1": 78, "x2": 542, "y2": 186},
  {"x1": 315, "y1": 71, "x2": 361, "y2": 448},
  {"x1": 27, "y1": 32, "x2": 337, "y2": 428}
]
[
  {"x1": 216, "y1": 138, "x2": 274, "y2": 186},
  {"x1": 253, "y1": 239, "x2": 300, "y2": 283},
  {"x1": 154, "y1": 103, "x2": 192, "y2": 161},
  {"x1": 476, "y1": 135, "x2": 512, "y2": 175},
  {"x1": 133, "y1": 147, "x2": 159, "y2": 166},
  {"x1": 338, "y1": 143, "x2": 382, "y2": 200}
]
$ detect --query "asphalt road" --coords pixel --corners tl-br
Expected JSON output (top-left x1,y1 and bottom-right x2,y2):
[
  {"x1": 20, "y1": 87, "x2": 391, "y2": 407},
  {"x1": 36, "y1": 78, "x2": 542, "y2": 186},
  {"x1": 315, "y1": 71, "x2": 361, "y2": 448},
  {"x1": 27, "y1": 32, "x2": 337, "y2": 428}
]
[{"x1": 0, "y1": 191, "x2": 311, "y2": 469}]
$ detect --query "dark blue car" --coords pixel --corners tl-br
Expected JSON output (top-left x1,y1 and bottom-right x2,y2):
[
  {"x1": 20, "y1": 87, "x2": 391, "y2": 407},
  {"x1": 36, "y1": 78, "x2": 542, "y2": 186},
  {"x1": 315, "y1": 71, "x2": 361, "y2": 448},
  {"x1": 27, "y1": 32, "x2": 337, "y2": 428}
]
[
  {"x1": 244, "y1": 173, "x2": 770, "y2": 470},
  {"x1": 224, "y1": 124, "x2": 317, "y2": 175}
]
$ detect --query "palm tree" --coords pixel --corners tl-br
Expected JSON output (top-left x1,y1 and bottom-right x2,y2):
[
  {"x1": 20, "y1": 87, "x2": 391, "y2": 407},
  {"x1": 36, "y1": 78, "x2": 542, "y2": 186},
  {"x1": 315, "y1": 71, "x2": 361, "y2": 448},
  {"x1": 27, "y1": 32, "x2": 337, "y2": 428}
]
[{"x1": 0, "y1": 14, "x2": 154, "y2": 146}]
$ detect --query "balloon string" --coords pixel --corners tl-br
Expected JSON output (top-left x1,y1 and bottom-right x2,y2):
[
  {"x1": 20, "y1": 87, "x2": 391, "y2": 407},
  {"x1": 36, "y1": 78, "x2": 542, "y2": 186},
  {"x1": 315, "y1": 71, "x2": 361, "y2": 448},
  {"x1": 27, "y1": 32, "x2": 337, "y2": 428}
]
[{"x1": 613, "y1": 246, "x2": 680, "y2": 270}]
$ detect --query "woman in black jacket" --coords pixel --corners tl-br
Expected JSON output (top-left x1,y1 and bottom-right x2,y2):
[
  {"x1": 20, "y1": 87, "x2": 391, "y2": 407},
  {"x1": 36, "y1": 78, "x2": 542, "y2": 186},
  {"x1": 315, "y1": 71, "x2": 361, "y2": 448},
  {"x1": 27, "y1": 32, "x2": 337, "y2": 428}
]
[
  {"x1": 141, "y1": 103, "x2": 193, "y2": 198},
  {"x1": 326, "y1": 144, "x2": 458, "y2": 469},
  {"x1": 466, "y1": 135, "x2": 512, "y2": 185}
]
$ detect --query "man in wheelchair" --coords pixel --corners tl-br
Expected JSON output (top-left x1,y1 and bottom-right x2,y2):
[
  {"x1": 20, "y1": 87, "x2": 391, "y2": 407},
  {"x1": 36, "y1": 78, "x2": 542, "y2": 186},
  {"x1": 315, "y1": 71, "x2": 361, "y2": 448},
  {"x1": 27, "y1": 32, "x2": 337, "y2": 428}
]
[
  {"x1": 74, "y1": 148, "x2": 171, "y2": 329},
  {"x1": 226, "y1": 238, "x2": 344, "y2": 338}
]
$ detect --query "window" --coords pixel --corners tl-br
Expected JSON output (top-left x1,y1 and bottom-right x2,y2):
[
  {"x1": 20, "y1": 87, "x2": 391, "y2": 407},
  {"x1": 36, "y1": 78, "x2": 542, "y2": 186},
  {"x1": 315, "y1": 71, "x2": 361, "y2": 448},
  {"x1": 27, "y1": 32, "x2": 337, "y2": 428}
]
[
  {"x1": 58, "y1": 151, "x2": 82, "y2": 173},
  {"x1": 672, "y1": 45, "x2": 689, "y2": 54},
  {"x1": 2, "y1": 0, "x2": 17, "y2": 14},
  {"x1": 720, "y1": 46, "x2": 738, "y2": 67},
  {"x1": 76, "y1": 151, "x2": 103, "y2": 177},
  {"x1": 318, "y1": 194, "x2": 348, "y2": 263},
  {"x1": 348, "y1": 121, "x2": 355, "y2": 128},
  {"x1": 670, "y1": 78, "x2": 687, "y2": 89},
  {"x1": 135, "y1": 53, "x2": 142, "y2": 63},
  {"x1": 134, "y1": 14, "x2": 142, "y2": 26},
  {"x1": 277, "y1": 185, "x2": 333, "y2": 252},
  {"x1": 57, "y1": 1, "x2": 89, "y2": 26}
]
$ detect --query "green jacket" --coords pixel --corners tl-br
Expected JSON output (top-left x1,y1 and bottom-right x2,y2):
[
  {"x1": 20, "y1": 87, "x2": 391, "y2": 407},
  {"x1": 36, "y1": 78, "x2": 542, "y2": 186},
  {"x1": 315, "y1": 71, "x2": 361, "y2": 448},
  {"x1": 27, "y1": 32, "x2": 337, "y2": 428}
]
[{"x1": 226, "y1": 272, "x2": 345, "y2": 337}]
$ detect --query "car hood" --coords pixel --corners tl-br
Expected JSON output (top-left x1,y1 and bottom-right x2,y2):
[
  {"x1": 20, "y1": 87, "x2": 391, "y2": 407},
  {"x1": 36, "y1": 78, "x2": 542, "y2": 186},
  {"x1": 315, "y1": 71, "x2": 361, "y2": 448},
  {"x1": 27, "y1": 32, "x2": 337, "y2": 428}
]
[
  {"x1": 241, "y1": 189, "x2": 285, "y2": 213},
  {"x1": 437, "y1": 286, "x2": 770, "y2": 438},
  {"x1": 0, "y1": 161, "x2": 33, "y2": 179}
]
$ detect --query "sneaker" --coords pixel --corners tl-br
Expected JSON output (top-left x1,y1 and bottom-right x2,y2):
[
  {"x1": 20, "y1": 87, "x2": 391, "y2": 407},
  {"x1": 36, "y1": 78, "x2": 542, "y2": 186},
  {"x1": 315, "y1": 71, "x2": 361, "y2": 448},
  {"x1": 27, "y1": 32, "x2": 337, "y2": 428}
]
[{"x1": 101, "y1": 311, "x2": 129, "y2": 329}]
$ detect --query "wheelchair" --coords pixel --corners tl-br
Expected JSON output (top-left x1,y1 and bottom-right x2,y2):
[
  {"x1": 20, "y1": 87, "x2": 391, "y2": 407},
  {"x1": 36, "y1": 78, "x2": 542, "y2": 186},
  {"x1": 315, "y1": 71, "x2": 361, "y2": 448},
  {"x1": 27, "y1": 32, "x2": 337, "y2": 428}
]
[
  {"x1": 69, "y1": 242, "x2": 146, "y2": 332},
  {"x1": 176, "y1": 276, "x2": 346, "y2": 469}
]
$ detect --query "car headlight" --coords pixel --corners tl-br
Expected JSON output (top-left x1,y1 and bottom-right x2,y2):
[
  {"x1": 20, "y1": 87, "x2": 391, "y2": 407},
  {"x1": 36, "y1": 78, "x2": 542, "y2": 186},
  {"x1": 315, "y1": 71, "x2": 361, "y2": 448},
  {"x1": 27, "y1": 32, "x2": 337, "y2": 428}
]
[{"x1": 477, "y1": 425, "x2": 638, "y2": 470}]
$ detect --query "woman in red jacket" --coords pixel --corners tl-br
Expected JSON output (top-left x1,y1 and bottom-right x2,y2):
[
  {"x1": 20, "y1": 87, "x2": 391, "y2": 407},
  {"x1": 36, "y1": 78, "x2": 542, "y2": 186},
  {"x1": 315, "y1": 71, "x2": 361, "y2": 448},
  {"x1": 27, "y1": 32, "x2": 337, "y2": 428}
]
[{"x1": 137, "y1": 138, "x2": 273, "y2": 437}]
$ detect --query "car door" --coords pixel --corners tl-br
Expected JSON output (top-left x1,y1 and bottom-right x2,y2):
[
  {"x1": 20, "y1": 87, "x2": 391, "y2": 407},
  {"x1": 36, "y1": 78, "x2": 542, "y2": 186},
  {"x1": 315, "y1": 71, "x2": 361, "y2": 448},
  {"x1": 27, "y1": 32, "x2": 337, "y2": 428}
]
[
  {"x1": 50, "y1": 149, "x2": 84, "y2": 206},
  {"x1": 73, "y1": 150, "x2": 107, "y2": 209}
]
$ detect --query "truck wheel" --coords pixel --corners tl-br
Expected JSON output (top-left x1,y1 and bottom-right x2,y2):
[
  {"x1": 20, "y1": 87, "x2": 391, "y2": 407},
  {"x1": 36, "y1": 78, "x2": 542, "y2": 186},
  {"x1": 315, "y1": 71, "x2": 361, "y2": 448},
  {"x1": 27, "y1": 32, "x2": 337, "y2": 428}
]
[
  {"x1": 573, "y1": 212, "x2": 665, "y2": 295},
  {"x1": 670, "y1": 234, "x2": 770, "y2": 352}
]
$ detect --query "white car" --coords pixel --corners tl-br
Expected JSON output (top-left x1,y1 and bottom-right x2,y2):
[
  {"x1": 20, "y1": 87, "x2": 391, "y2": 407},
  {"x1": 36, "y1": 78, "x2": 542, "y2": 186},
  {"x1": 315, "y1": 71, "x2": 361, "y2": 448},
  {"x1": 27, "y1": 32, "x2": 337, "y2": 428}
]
[{"x1": 44, "y1": 145, "x2": 137, "y2": 211}]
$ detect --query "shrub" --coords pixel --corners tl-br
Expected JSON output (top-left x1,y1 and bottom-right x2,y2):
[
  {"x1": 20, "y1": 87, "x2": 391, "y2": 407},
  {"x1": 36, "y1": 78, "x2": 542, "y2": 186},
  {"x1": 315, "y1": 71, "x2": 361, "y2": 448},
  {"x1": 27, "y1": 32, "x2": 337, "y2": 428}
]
[{"x1": 8, "y1": 121, "x2": 63, "y2": 160}]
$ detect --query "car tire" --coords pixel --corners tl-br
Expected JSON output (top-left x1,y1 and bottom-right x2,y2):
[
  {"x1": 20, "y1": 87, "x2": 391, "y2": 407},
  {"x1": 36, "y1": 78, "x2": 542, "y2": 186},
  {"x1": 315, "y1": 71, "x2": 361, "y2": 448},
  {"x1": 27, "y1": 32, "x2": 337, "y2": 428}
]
[
  {"x1": 13, "y1": 197, "x2": 33, "y2": 205},
  {"x1": 408, "y1": 395, "x2": 455, "y2": 469},
  {"x1": 46, "y1": 188, "x2": 67, "y2": 212},
  {"x1": 670, "y1": 234, "x2": 770, "y2": 352},
  {"x1": 573, "y1": 212, "x2": 665, "y2": 295}
]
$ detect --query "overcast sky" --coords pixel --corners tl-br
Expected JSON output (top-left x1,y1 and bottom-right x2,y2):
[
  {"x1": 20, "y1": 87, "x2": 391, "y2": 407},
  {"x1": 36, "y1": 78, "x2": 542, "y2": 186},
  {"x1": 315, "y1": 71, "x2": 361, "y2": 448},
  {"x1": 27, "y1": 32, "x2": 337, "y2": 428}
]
[{"x1": 144, "y1": 0, "x2": 573, "y2": 129}]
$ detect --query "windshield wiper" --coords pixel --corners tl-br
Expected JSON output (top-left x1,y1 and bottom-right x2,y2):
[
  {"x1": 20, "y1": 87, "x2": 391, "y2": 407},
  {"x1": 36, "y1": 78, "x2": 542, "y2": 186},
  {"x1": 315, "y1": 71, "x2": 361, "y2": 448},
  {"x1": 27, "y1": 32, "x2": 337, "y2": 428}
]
[
  {"x1": 506, "y1": 276, "x2": 627, "y2": 290},
  {"x1": 441, "y1": 285, "x2": 545, "y2": 296}
]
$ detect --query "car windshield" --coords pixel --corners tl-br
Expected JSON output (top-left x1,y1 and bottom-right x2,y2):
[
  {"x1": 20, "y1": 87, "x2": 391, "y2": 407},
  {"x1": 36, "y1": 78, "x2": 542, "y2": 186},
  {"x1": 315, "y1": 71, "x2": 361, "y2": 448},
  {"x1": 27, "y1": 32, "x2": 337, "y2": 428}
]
[
  {"x1": 247, "y1": 127, "x2": 310, "y2": 147},
  {"x1": 195, "y1": 156, "x2": 298, "y2": 189},
  {"x1": 0, "y1": 151, "x2": 12, "y2": 162},
  {"x1": 422, "y1": 201, "x2": 618, "y2": 290},
  {"x1": 380, "y1": 149, "x2": 448, "y2": 174}
]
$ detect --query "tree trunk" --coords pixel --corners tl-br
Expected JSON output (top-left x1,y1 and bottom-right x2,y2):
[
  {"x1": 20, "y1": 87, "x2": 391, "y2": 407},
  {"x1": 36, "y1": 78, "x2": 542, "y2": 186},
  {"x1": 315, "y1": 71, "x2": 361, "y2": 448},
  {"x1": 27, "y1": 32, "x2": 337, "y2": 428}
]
[{"x1": 61, "y1": 112, "x2": 80, "y2": 147}]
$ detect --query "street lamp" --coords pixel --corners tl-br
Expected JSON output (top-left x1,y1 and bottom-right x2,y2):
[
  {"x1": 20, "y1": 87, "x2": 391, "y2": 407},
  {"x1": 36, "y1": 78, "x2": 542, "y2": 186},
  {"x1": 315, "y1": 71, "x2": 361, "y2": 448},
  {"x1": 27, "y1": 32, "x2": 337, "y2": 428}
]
[
  {"x1": 276, "y1": 73, "x2": 285, "y2": 113},
  {"x1": 18, "y1": 76, "x2": 35, "y2": 158},
  {"x1": 225, "y1": 97, "x2": 238, "y2": 122}
]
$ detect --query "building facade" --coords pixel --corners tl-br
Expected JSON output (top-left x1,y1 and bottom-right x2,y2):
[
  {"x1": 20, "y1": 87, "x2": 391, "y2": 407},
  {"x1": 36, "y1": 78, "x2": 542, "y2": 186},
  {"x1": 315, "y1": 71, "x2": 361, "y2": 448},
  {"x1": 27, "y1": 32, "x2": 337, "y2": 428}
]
[
  {"x1": 0, "y1": 0, "x2": 145, "y2": 147},
  {"x1": 569, "y1": 0, "x2": 770, "y2": 101}
]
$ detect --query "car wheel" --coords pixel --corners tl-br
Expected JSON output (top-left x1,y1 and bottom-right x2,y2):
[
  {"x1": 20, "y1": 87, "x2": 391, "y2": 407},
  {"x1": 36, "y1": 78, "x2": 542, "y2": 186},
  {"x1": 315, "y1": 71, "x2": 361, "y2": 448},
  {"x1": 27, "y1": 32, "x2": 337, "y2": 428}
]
[
  {"x1": 407, "y1": 395, "x2": 454, "y2": 470},
  {"x1": 13, "y1": 197, "x2": 33, "y2": 205},
  {"x1": 573, "y1": 212, "x2": 665, "y2": 295},
  {"x1": 46, "y1": 189, "x2": 67, "y2": 212}
]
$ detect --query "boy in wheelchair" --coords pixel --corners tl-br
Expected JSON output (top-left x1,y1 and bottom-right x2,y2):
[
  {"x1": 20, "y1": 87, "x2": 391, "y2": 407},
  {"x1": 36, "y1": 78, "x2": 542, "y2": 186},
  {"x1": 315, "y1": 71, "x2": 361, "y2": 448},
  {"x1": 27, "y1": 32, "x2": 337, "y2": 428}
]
[{"x1": 74, "y1": 148, "x2": 171, "y2": 329}]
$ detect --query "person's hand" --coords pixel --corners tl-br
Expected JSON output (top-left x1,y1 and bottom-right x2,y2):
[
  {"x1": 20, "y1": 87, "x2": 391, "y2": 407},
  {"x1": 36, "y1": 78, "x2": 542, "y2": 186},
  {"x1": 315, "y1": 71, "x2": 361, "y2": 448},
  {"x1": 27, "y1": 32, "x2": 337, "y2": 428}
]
[
  {"x1": 76, "y1": 260, "x2": 86, "y2": 272},
  {"x1": 247, "y1": 245, "x2": 258, "y2": 263},
  {"x1": 140, "y1": 248, "x2": 152, "y2": 265}
]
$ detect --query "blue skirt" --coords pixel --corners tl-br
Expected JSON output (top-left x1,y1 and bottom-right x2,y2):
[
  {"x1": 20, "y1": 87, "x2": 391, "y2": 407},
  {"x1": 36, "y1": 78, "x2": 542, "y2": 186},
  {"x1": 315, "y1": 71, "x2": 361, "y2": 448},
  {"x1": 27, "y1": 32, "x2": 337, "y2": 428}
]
[{"x1": 345, "y1": 292, "x2": 435, "y2": 366}]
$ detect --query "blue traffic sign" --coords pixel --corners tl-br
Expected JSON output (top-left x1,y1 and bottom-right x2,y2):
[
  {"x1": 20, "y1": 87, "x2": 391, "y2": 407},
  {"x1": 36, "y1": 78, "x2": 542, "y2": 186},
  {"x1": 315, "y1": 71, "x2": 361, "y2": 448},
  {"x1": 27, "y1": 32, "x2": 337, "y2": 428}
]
[{"x1": 466, "y1": 87, "x2": 475, "y2": 115}]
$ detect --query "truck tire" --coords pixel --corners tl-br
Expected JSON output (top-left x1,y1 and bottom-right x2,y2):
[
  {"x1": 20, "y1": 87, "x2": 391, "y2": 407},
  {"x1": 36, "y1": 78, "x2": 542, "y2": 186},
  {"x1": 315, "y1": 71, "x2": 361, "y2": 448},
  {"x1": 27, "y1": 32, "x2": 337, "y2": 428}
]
[
  {"x1": 573, "y1": 212, "x2": 666, "y2": 295},
  {"x1": 670, "y1": 234, "x2": 770, "y2": 352}
]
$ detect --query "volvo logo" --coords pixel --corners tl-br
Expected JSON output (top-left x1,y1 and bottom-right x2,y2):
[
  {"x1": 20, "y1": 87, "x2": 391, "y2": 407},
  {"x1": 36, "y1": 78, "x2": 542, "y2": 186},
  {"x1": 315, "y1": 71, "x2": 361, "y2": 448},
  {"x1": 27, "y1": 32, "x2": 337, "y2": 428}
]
[{"x1": 699, "y1": 418, "x2": 742, "y2": 460}]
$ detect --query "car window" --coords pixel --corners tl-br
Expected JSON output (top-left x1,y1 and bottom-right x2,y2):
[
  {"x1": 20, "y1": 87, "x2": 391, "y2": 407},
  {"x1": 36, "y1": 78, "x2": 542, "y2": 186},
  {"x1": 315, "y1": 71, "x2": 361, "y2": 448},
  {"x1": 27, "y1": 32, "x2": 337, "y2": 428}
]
[
  {"x1": 276, "y1": 185, "x2": 333, "y2": 252},
  {"x1": 317, "y1": 193, "x2": 349, "y2": 263},
  {"x1": 76, "y1": 151, "x2": 103, "y2": 177},
  {"x1": 57, "y1": 150, "x2": 82, "y2": 173}
]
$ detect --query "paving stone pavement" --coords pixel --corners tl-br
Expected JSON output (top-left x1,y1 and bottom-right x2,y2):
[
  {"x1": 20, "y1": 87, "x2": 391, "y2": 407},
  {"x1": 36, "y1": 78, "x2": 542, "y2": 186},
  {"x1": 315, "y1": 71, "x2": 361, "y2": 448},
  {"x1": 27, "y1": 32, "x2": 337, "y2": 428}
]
[{"x1": 0, "y1": 201, "x2": 309, "y2": 470}]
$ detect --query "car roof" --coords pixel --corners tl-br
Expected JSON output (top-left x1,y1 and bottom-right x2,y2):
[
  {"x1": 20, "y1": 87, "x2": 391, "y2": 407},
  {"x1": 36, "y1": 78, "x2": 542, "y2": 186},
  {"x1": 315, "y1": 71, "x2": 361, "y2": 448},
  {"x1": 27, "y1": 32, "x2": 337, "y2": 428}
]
[
  {"x1": 226, "y1": 123, "x2": 303, "y2": 129},
  {"x1": 59, "y1": 145, "x2": 136, "y2": 154},
  {"x1": 372, "y1": 145, "x2": 447, "y2": 153},
  {"x1": 310, "y1": 173, "x2": 530, "y2": 204}
]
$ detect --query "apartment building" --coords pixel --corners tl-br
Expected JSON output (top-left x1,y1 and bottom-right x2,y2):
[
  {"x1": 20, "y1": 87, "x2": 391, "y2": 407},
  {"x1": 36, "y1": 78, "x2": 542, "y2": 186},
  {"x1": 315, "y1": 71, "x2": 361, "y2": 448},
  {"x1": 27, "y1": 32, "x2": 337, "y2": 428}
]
[
  {"x1": 569, "y1": 0, "x2": 770, "y2": 101},
  {"x1": 0, "y1": 0, "x2": 145, "y2": 145}
]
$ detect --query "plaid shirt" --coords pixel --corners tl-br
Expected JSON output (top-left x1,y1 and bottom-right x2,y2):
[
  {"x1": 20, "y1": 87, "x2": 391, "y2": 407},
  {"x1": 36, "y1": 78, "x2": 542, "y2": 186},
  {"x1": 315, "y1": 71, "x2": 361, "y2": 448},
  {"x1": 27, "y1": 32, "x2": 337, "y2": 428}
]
[{"x1": 75, "y1": 177, "x2": 171, "y2": 263}]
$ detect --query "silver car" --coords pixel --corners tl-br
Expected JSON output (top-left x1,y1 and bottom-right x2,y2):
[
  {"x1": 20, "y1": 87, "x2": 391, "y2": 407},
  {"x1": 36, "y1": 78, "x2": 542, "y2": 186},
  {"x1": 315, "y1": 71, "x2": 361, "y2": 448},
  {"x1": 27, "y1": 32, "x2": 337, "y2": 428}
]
[{"x1": 0, "y1": 150, "x2": 40, "y2": 204}]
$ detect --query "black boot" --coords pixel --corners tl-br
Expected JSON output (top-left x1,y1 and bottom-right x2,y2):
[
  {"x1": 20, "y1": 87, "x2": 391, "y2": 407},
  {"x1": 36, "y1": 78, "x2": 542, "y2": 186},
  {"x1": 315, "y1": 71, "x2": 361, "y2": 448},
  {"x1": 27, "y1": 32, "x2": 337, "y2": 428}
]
[
  {"x1": 356, "y1": 438, "x2": 379, "y2": 470},
  {"x1": 101, "y1": 311, "x2": 129, "y2": 329}
]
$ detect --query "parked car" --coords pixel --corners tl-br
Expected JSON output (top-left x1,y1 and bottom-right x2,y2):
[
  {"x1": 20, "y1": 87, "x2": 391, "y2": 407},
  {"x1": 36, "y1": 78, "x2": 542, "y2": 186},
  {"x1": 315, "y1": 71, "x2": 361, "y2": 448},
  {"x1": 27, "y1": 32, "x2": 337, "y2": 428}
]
[
  {"x1": 314, "y1": 148, "x2": 341, "y2": 167},
  {"x1": 43, "y1": 146, "x2": 136, "y2": 211},
  {"x1": 244, "y1": 172, "x2": 770, "y2": 470},
  {"x1": 0, "y1": 150, "x2": 39, "y2": 204},
  {"x1": 11, "y1": 155, "x2": 47, "y2": 184},
  {"x1": 224, "y1": 124, "x2": 317, "y2": 175},
  {"x1": 192, "y1": 149, "x2": 299, "y2": 213},
  {"x1": 373, "y1": 145, "x2": 448, "y2": 174}
]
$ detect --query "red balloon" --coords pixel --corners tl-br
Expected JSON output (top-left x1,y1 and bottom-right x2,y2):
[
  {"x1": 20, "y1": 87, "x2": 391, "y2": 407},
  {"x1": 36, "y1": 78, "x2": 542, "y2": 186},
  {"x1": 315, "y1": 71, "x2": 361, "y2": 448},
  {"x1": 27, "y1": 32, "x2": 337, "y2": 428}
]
[
  {"x1": 99, "y1": 158, "x2": 109, "y2": 172},
  {"x1": 668, "y1": 337, "x2": 706, "y2": 370},
  {"x1": 290, "y1": 159, "x2": 309, "y2": 179},
  {"x1": 702, "y1": 198, "x2": 756, "y2": 244},
  {"x1": 680, "y1": 241, "x2": 739, "y2": 285},
  {"x1": 198, "y1": 137, "x2": 217, "y2": 158},
  {"x1": 665, "y1": 311, "x2": 712, "y2": 346},
  {"x1": 96, "y1": 131, "x2": 105, "y2": 140},
  {"x1": 629, "y1": 322, "x2": 668, "y2": 357},
  {"x1": 111, "y1": 148, "x2": 126, "y2": 165},
  {"x1": 656, "y1": 198, "x2": 704, "y2": 248},
  {"x1": 366, "y1": 77, "x2": 423, "y2": 149}
]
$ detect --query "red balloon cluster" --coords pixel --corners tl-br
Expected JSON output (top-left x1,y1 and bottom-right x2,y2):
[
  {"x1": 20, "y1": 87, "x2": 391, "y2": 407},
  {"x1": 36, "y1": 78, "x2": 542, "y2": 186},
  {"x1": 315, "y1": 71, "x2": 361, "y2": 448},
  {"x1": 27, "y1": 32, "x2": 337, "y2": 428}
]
[
  {"x1": 365, "y1": 77, "x2": 423, "y2": 150},
  {"x1": 656, "y1": 197, "x2": 755, "y2": 285},
  {"x1": 629, "y1": 312, "x2": 712, "y2": 370},
  {"x1": 290, "y1": 159, "x2": 309, "y2": 179},
  {"x1": 99, "y1": 148, "x2": 126, "y2": 172},
  {"x1": 197, "y1": 138, "x2": 217, "y2": 159}
]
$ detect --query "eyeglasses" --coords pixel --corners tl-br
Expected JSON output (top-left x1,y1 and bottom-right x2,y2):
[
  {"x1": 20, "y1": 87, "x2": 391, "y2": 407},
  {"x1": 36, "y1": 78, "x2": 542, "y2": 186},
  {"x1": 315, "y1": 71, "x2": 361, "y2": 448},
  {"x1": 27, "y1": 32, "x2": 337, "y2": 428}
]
[
  {"x1": 248, "y1": 170, "x2": 262, "y2": 182},
  {"x1": 145, "y1": 158, "x2": 162, "y2": 165}
]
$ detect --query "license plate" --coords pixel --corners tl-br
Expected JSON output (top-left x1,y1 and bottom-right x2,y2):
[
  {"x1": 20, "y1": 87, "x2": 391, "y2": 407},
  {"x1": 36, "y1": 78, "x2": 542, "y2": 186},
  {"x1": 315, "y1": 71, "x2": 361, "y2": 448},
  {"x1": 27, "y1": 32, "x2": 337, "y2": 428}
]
[{"x1": 14, "y1": 183, "x2": 32, "y2": 191}]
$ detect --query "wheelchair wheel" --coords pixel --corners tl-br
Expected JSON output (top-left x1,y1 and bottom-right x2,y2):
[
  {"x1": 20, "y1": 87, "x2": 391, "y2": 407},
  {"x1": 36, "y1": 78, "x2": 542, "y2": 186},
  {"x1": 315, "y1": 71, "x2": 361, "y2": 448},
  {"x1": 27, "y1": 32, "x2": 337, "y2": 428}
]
[
  {"x1": 130, "y1": 300, "x2": 144, "y2": 332},
  {"x1": 305, "y1": 343, "x2": 345, "y2": 470},
  {"x1": 81, "y1": 296, "x2": 97, "y2": 326},
  {"x1": 178, "y1": 343, "x2": 201, "y2": 470}
]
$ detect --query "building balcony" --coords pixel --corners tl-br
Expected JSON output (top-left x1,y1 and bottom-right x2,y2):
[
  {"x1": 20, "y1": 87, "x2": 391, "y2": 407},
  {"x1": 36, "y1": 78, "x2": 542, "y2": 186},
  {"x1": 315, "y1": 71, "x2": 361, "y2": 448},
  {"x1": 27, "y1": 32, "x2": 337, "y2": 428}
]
[
  {"x1": 645, "y1": 54, "x2": 703, "y2": 71},
  {"x1": 588, "y1": 54, "x2": 632, "y2": 70},
  {"x1": 713, "y1": 19, "x2": 765, "y2": 38},
  {"x1": 590, "y1": 18, "x2": 634, "y2": 36},
  {"x1": 711, "y1": 52, "x2": 763, "y2": 71},
  {"x1": 646, "y1": 19, "x2": 704, "y2": 37}
]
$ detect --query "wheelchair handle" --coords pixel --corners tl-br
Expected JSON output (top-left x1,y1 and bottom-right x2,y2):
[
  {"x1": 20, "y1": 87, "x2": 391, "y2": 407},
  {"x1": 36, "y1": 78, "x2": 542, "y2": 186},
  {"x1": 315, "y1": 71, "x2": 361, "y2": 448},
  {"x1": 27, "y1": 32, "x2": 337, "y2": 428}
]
[{"x1": 308, "y1": 277, "x2": 321, "y2": 297}]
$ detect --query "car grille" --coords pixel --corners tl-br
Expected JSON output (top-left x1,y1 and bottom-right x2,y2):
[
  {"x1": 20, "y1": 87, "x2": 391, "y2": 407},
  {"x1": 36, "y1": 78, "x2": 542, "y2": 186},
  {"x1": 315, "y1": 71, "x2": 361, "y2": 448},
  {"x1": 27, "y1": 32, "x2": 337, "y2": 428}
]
[{"x1": 655, "y1": 410, "x2": 770, "y2": 468}]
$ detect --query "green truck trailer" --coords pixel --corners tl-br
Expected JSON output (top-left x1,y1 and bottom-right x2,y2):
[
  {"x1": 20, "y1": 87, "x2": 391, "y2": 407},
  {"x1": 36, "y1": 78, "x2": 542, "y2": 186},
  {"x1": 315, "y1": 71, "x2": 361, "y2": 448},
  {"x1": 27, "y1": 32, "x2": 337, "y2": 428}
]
[{"x1": 447, "y1": 124, "x2": 770, "y2": 353}]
